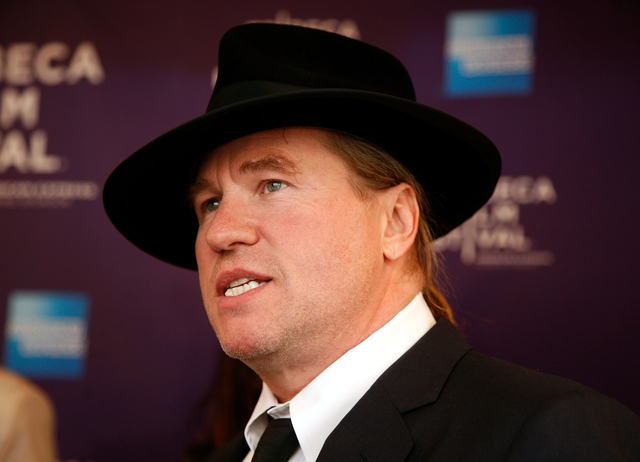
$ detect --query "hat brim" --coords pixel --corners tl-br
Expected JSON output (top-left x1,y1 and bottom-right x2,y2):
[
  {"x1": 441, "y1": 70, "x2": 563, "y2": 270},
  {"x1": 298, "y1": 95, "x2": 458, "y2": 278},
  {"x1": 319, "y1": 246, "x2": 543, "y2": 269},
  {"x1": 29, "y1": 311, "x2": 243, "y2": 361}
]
[{"x1": 103, "y1": 88, "x2": 501, "y2": 270}]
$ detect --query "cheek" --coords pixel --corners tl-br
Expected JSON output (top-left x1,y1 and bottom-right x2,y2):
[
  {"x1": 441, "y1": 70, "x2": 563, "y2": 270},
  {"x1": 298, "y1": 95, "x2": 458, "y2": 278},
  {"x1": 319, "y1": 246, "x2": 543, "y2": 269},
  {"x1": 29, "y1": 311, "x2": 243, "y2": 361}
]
[
  {"x1": 194, "y1": 228, "x2": 207, "y2": 264},
  {"x1": 264, "y1": 200, "x2": 378, "y2": 272},
  {"x1": 195, "y1": 225, "x2": 219, "y2": 270},
  {"x1": 195, "y1": 230, "x2": 219, "y2": 306},
  {"x1": 262, "y1": 201, "x2": 349, "y2": 247}
]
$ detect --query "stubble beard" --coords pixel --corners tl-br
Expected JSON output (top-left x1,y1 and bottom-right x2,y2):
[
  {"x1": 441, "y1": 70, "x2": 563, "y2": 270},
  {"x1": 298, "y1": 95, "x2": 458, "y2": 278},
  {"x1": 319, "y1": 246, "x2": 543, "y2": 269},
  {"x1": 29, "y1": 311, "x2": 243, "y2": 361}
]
[
  {"x1": 200, "y1": 252, "x2": 307, "y2": 365},
  {"x1": 207, "y1": 264, "x2": 374, "y2": 377},
  {"x1": 202, "y1": 216, "x2": 378, "y2": 375}
]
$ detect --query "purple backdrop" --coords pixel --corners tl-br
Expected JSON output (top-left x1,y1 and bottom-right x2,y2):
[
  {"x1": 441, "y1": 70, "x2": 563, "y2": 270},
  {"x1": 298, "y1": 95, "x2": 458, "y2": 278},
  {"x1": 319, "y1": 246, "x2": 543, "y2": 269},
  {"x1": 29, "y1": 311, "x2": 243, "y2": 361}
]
[{"x1": 1, "y1": 1, "x2": 639, "y2": 460}]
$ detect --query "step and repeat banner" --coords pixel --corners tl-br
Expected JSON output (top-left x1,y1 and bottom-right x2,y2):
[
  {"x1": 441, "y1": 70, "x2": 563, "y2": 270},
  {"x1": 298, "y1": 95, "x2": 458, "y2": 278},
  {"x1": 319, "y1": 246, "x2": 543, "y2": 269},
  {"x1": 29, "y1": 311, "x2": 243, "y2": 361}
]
[{"x1": 1, "y1": 1, "x2": 639, "y2": 460}]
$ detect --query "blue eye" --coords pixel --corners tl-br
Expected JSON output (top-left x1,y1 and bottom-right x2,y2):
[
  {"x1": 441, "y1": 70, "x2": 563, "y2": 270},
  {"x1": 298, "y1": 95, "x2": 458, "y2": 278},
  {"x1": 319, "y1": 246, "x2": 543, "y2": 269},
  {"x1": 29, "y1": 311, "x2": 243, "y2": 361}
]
[
  {"x1": 204, "y1": 198, "x2": 220, "y2": 212},
  {"x1": 266, "y1": 181, "x2": 286, "y2": 193}
]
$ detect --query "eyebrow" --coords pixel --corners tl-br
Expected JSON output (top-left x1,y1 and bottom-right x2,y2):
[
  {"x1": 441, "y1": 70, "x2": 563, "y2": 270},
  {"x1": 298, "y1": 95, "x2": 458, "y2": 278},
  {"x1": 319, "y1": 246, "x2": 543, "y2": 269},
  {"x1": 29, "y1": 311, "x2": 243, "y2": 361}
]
[
  {"x1": 238, "y1": 153, "x2": 299, "y2": 175},
  {"x1": 187, "y1": 178, "x2": 210, "y2": 208},
  {"x1": 187, "y1": 153, "x2": 300, "y2": 207}
]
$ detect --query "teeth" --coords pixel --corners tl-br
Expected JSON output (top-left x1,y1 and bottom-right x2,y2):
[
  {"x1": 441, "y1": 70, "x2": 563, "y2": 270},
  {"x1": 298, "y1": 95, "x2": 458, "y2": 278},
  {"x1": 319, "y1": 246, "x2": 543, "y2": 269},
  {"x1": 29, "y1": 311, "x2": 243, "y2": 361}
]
[
  {"x1": 224, "y1": 279, "x2": 266, "y2": 297},
  {"x1": 229, "y1": 278, "x2": 250, "y2": 288}
]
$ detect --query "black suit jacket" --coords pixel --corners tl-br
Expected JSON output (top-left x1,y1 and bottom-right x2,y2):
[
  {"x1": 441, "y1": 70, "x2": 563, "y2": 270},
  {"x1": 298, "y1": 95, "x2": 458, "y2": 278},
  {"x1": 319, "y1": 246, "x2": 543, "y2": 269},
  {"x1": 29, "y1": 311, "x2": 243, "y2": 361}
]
[{"x1": 208, "y1": 319, "x2": 640, "y2": 462}]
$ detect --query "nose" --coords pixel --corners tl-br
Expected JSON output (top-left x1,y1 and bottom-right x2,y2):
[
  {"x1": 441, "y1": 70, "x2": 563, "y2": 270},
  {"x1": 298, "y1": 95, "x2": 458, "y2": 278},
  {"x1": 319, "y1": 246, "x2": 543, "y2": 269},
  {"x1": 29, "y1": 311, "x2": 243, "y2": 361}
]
[{"x1": 201, "y1": 198, "x2": 259, "y2": 253}]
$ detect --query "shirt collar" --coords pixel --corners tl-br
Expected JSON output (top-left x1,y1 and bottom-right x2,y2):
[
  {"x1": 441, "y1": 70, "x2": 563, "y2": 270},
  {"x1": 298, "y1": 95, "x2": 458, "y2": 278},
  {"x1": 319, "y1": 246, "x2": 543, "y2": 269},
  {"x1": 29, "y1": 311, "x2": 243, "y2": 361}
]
[{"x1": 244, "y1": 292, "x2": 436, "y2": 462}]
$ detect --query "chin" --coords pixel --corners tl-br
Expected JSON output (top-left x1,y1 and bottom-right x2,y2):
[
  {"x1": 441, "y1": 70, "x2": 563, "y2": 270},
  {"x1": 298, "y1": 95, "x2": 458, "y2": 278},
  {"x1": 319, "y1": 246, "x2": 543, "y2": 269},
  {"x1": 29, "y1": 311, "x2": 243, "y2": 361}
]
[{"x1": 217, "y1": 334, "x2": 274, "y2": 362}]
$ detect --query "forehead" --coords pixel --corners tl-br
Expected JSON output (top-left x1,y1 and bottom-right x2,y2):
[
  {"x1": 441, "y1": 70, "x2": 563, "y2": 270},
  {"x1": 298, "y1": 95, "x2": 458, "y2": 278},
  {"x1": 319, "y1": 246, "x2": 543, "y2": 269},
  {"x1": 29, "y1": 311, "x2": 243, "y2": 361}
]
[{"x1": 196, "y1": 128, "x2": 346, "y2": 179}]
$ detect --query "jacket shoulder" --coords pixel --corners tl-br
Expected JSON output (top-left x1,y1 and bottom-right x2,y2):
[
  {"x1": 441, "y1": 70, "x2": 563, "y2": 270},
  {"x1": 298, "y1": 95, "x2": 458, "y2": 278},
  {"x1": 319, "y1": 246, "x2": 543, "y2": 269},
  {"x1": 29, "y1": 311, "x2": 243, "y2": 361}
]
[{"x1": 405, "y1": 350, "x2": 640, "y2": 461}]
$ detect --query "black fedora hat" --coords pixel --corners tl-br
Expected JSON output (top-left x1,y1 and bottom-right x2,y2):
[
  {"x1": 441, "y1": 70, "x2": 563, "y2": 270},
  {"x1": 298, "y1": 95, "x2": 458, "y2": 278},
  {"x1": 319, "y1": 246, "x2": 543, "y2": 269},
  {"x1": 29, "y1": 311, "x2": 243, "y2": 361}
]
[{"x1": 103, "y1": 23, "x2": 501, "y2": 270}]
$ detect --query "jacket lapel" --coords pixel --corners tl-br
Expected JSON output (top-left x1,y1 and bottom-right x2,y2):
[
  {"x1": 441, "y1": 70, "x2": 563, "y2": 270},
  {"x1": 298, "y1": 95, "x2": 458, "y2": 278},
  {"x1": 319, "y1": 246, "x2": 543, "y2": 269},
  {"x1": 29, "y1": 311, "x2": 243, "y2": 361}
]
[
  {"x1": 378, "y1": 318, "x2": 472, "y2": 413},
  {"x1": 316, "y1": 379, "x2": 414, "y2": 462},
  {"x1": 316, "y1": 319, "x2": 471, "y2": 462}
]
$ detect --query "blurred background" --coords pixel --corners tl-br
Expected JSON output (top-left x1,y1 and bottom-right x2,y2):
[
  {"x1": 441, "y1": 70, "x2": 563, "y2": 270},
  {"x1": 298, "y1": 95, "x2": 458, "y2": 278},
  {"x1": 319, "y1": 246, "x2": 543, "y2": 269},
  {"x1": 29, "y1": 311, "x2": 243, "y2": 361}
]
[{"x1": 1, "y1": 0, "x2": 638, "y2": 460}]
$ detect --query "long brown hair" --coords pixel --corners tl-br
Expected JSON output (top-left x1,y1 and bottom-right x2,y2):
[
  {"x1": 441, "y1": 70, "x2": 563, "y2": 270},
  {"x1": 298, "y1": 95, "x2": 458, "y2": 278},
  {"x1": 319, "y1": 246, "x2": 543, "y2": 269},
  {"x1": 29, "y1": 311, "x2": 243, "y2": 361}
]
[{"x1": 319, "y1": 129, "x2": 455, "y2": 325}]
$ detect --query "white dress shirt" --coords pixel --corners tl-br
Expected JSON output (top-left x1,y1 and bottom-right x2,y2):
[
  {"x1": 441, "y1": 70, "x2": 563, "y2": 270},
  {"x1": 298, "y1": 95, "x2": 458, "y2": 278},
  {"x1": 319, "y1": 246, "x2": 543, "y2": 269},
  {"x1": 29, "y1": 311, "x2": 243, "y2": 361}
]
[{"x1": 242, "y1": 292, "x2": 436, "y2": 462}]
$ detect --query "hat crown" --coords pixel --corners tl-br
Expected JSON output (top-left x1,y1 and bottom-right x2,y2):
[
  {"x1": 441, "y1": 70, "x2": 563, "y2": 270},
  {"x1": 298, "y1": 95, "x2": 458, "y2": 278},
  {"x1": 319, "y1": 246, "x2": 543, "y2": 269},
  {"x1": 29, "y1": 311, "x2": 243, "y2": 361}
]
[
  {"x1": 104, "y1": 22, "x2": 500, "y2": 270},
  {"x1": 207, "y1": 23, "x2": 416, "y2": 113}
]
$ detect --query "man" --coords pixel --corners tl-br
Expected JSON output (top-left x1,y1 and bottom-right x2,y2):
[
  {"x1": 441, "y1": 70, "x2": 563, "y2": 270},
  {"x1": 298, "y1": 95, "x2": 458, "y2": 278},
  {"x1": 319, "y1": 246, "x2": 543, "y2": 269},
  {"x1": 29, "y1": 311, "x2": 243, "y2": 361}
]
[{"x1": 103, "y1": 24, "x2": 640, "y2": 461}]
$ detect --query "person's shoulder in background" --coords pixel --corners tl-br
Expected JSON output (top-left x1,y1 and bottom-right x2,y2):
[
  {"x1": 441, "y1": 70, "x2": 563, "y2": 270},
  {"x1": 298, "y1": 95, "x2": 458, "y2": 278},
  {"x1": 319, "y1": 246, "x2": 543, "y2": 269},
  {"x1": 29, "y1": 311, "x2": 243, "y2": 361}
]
[{"x1": 0, "y1": 366, "x2": 59, "y2": 462}]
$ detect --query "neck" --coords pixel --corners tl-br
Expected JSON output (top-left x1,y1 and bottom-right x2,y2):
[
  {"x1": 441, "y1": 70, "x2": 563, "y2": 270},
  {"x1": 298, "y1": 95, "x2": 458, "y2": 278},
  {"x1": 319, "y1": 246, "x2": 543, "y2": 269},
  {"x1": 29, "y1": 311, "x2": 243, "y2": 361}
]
[{"x1": 247, "y1": 264, "x2": 424, "y2": 402}]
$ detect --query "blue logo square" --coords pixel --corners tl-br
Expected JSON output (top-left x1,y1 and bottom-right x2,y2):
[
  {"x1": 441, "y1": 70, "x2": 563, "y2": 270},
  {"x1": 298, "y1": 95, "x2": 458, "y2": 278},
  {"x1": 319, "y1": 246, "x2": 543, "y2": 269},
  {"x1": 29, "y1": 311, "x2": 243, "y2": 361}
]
[
  {"x1": 3, "y1": 291, "x2": 91, "y2": 379},
  {"x1": 444, "y1": 9, "x2": 537, "y2": 97}
]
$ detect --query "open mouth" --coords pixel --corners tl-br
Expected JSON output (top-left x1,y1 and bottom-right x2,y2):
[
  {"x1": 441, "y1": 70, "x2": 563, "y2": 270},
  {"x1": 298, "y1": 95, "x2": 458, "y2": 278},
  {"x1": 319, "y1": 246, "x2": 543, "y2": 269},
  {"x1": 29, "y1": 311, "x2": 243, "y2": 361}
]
[{"x1": 225, "y1": 278, "x2": 268, "y2": 297}]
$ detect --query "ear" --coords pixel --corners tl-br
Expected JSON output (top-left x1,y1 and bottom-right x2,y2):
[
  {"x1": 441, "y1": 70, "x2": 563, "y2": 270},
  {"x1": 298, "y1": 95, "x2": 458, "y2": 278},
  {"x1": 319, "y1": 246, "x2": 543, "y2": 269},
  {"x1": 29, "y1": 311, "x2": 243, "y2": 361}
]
[{"x1": 379, "y1": 183, "x2": 420, "y2": 261}]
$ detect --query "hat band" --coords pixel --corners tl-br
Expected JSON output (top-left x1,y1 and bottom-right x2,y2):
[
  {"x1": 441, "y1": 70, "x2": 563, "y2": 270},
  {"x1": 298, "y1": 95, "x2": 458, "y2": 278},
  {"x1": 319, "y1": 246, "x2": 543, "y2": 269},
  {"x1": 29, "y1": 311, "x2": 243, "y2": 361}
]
[{"x1": 207, "y1": 80, "x2": 310, "y2": 113}]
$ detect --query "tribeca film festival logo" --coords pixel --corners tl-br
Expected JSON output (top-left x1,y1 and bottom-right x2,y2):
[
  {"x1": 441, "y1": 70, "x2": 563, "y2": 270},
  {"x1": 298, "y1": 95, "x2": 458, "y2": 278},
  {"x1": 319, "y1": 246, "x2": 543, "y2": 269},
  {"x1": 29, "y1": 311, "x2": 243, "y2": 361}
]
[
  {"x1": 434, "y1": 175, "x2": 557, "y2": 267},
  {"x1": 211, "y1": 11, "x2": 361, "y2": 87},
  {"x1": 0, "y1": 41, "x2": 104, "y2": 208}
]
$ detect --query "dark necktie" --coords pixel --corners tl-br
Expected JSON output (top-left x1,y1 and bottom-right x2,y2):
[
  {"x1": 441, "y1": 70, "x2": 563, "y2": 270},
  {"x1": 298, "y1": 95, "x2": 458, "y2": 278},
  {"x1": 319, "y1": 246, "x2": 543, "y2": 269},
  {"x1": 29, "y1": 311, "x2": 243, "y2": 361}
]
[{"x1": 252, "y1": 417, "x2": 300, "y2": 462}]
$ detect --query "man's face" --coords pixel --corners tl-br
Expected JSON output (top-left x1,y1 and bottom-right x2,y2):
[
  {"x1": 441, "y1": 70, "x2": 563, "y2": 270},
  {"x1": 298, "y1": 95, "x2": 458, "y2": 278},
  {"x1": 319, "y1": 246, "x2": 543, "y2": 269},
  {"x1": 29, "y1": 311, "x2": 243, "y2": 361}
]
[{"x1": 192, "y1": 128, "x2": 387, "y2": 370}]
